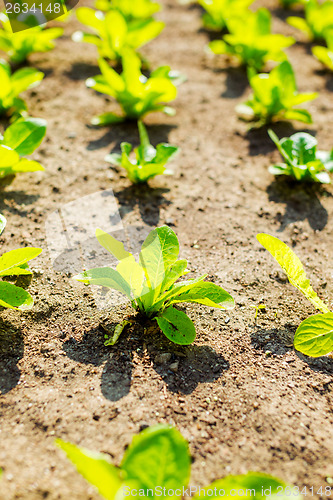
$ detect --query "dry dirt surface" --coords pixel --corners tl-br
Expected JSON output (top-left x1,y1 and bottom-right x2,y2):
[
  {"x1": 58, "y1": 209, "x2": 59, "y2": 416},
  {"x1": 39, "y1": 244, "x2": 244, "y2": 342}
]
[{"x1": 1, "y1": 0, "x2": 333, "y2": 498}]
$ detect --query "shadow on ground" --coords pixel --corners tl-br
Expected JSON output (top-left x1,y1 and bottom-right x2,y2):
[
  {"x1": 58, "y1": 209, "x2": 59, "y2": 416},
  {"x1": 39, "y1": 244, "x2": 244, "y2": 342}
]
[{"x1": 0, "y1": 318, "x2": 24, "y2": 394}]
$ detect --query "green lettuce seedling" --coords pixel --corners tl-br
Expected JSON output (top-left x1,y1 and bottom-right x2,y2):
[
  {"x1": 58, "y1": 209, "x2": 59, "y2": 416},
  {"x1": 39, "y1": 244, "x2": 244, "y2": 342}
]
[
  {"x1": 74, "y1": 225, "x2": 234, "y2": 345},
  {"x1": 198, "y1": 0, "x2": 253, "y2": 31},
  {"x1": 0, "y1": 215, "x2": 42, "y2": 310},
  {"x1": 208, "y1": 9, "x2": 294, "y2": 71},
  {"x1": 0, "y1": 13, "x2": 63, "y2": 64},
  {"x1": 257, "y1": 233, "x2": 333, "y2": 357},
  {"x1": 105, "y1": 120, "x2": 179, "y2": 183},
  {"x1": 57, "y1": 424, "x2": 301, "y2": 500},
  {"x1": 268, "y1": 129, "x2": 333, "y2": 183},
  {"x1": 94, "y1": 0, "x2": 161, "y2": 20},
  {"x1": 287, "y1": 0, "x2": 333, "y2": 41},
  {"x1": 72, "y1": 7, "x2": 164, "y2": 61},
  {"x1": 0, "y1": 117, "x2": 46, "y2": 178},
  {"x1": 312, "y1": 29, "x2": 333, "y2": 70},
  {"x1": 237, "y1": 61, "x2": 317, "y2": 125},
  {"x1": 86, "y1": 49, "x2": 178, "y2": 125},
  {"x1": 0, "y1": 59, "x2": 44, "y2": 119}
]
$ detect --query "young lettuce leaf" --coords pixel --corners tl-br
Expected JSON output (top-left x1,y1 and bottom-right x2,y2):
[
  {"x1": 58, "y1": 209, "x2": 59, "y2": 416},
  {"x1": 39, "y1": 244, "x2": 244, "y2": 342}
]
[
  {"x1": 268, "y1": 129, "x2": 333, "y2": 183},
  {"x1": 198, "y1": 0, "x2": 253, "y2": 31},
  {"x1": 72, "y1": 7, "x2": 164, "y2": 61},
  {"x1": 105, "y1": 120, "x2": 179, "y2": 183},
  {"x1": 287, "y1": 0, "x2": 333, "y2": 41},
  {"x1": 86, "y1": 49, "x2": 178, "y2": 125},
  {"x1": 57, "y1": 425, "x2": 301, "y2": 500},
  {"x1": 312, "y1": 29, "x2": 333, "y2": 70},
  {"x1": 0, "y1": 218, "x2": 42, "y2": 310},
  {"x1": 0, "y1": 59, "x2": 44, "y2": 119},
  {"x1": 257, "y1": 233, "x2": 333, "y2": 357},
  {"x1": 209, "y1": 9, "x2": 294, "y2": 71},
  {"x1": 237, "y1": 61, "x2": 317, "y2": 125},
  {"x1": 0, "y1": 118, "x2": 46, "y2": 178},
  {"x1": 0, "y1": 12, "x2": 63, "y2": 64},
  {"x1": 74, "y1": 225, "x2": 234, "y2": 345}
]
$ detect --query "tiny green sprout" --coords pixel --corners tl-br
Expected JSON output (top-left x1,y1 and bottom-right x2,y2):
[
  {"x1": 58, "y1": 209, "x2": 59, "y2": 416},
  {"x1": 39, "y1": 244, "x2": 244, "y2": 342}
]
[
  {"x1": 0, "y1": 117, "x2": 46, "y2": 179},
  {"x1": 257, "y1": 233, "x2": 333, "y2": 357},
  {"x1": 312, "y1": 29, "x2": 333, "y2": 70},
  {"x1": 198, "y1": 0, "x2": 253, "y2": 31},
  {"x1": 268, "y1": 129, "x2": 333, "y2": 183},
  {"x1": 0, "y1": 215, "x2": 42, "y2": 310},
  {"x1": 250, "y1": 303, "x2": 266, "y2": 320},
  {"x1": 86, "y1": 49, "x2": 179, "y2": 125},
  {"x1": 236, "y1": 61, "x2": 318, "y2": 125},
  {"x1": 287, "y1": 0, "x2": 333, "y2": 41},
  {"x1": 105, "y1": 120, "x2": 179, "y2": 183},
  {"x1": 57, "y1": 424, "x2": 302, "y2": 500},
  {"x1": 208, "y1": 9, "x2": 295, "y2": 71},
  {"x1": 0, "y1": 59, "x2": 44, "y2": 120},
  {"x1": 0, "y1": 12, "x2": 63, "y2": 64},
  {"x1": 94, "y1": 0, "x2": 161, "y2": 20},
  {"x1": 72, "y1": 7, "x2": 164, "y2": 61},
  {"x1": 73, "y1": 225, "x2": 234, "y2": 346}
]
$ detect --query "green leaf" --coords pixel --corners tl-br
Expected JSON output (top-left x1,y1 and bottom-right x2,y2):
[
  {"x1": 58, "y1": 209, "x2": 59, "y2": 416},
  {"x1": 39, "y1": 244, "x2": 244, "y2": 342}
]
[
  {"x1": 96, "y1": 228, "x2": 133, "y2": 261},
  {"x1": 121, "y1": 425, "x2": 191, "y2": 496},
  {"x1": 139, "y1": 226, "x2": 179, "y2": 300},
  {"x1": 0, "y1": 281, "x2": 34, "y2": 310},
  {"x1": 167, "y1": 281, "x2": 235, "y2": 310},
  {"x1": 3, "y1": 118, "x2": 47, "y2": 156},
  {"x1": 160, "y1": 259, "x2": 188, "y2": 294},
  {"x1": 294, "y1": 312, "x2": 333, "y2": 357},
  {"x1": 156, "y1": 306, "x2": 196, "y2": 345},
  {"x1": 195, "y1": 471, "x2": 302, "y2": 500},
  {"x1": 0, "y1": 145, "x2": 20, "y2": 168},
  {"x1": 56, "y1": 440, "x2": 123, "y2": 500},
  {"x1": 91, "y1": 112, "x2": 125, "y2": 126},
  {"x1": 257, "y1": 233, "x2": 330, "y2": 313},
  {"x1": 0, "y1": 247, "x2": 42, "y2": 276},
  {"x1": 74, "y1": 267, "x2": 132, "y2": 299},
  {"x1": 104, "y1": 319, "x2": 132, "y2": 346}
]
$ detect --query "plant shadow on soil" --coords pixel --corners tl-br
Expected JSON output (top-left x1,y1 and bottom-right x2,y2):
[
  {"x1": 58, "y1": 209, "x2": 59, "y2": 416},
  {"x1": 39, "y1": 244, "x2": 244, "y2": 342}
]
[
  {"x1": 267, "y1": 178, "x2": 330, "y2": 231},
  {"x1": 0, "y1": 177, "x2": 40, "y2": 217},
  {"x1": 64, "y1": 62, "x2": 100, "y2": 81},
  {"x1": 0, "y1": 318, "x2": 24, "y2": 394},
  {"x1": 63, "y1": 317, "x2": 230, "y2": 402}
]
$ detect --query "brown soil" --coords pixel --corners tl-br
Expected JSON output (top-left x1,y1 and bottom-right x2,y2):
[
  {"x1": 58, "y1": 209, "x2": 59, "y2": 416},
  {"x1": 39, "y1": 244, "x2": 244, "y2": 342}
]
[{"x1": 1, "y1": 0, "x2": 333, "y2": 498}]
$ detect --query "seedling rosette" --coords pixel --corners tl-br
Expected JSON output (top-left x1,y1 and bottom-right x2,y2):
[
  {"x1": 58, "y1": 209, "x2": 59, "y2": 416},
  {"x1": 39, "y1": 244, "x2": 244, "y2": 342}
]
[
  {"x1": 74, "y1": 225, "x2": 234, "y2": 345},
  {"x1": 198, "y1": 0, "x2": 253, "y2": 31},
  {"x1": 0, "y1": 59, "x2": 44, "y2": 119},
  {"x1": 208, "y1": 9, "x2": 295, "y2": 71},
  {"x1": 86, "y1": 49, "x2": 179, "y2": 125},
  {"x1": 268, "y1": 129, "x2": 333, "y2": 183},
  {"x1": 312, "y1": 30, "x2": 333, "y2": 70},
  {"x1": 0, "y1": 12, "x2": 63, "y2": 64},
  {"x1": 237, "y1": 61, "x2": 317, "y2": 125},
  {"x1": 287, "y1": 0, "x2": 333, "y2": 41},
  {"x1": 57, "y1": 424, "x2": 302, "y2": 500},
  {"x1": 0, "y1": 215, "x2": 42, "y2": 310},
  {"x1": 72, "y1": 7, "x2": 164, "y2": 61},
  {"x1": 257, "y1": 233, "x2": 333, "y2": 357},
  {"x1": 105, "y1": 120, "x2": 179, "y2": 183},
  {"x1": 0, "y1": 117, "x2": 46, "y2": 178}
]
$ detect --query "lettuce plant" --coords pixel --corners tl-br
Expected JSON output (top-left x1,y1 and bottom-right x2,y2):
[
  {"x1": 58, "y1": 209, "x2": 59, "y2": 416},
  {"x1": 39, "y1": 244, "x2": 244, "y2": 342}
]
[
  {"x1": 0, "y1": 59, "x2": 44, "y2": 119},
  {"x1": 197, "y1": 0, "x2": 253, "y2": 31},
  {"x1": 312, "y1": 29, "x2": 333, "y2": 70},
  {"x1": 0, "y1": 117, "x2": 46, "y2": 178},
  {"x1": 57, "y1": 424, "x2": 301, "y2": 500},
  {"x1": 86, "y1": 50, "x2": 178, "y2": 125},
  {"x1": 236, "y1": 61, "x2": 317, "y2": 125},
  {"x1": 257, "y1": 233, "x2": 333, "y2": 357},
  {"x1": 287, "y1": 0, "x2": 333, "y2": 41},
  {"x1": 94, "y1": 0, "x2": 161, "y2": 20},
  {"x1": 72, "y1": 7, "x2": 164, "y2": 61},
  {"x1": 208, "y1": 8, "x2": 294, "y2": 71},
  {"x1": 105, "y1": 120, "x2": 179, "y2": 183},
  {"x1": 74, "y1": 225, "x2": 234, "y2": 345},
  {"x1": 268, "y1": 129, "x2": 333, "y2": 183},
  {"x1": 0, "y1": 215, "x2": 42, "y2": 310},
  {"x1": 0, "y1": 13, "x2": 63, "y2": 64}
]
